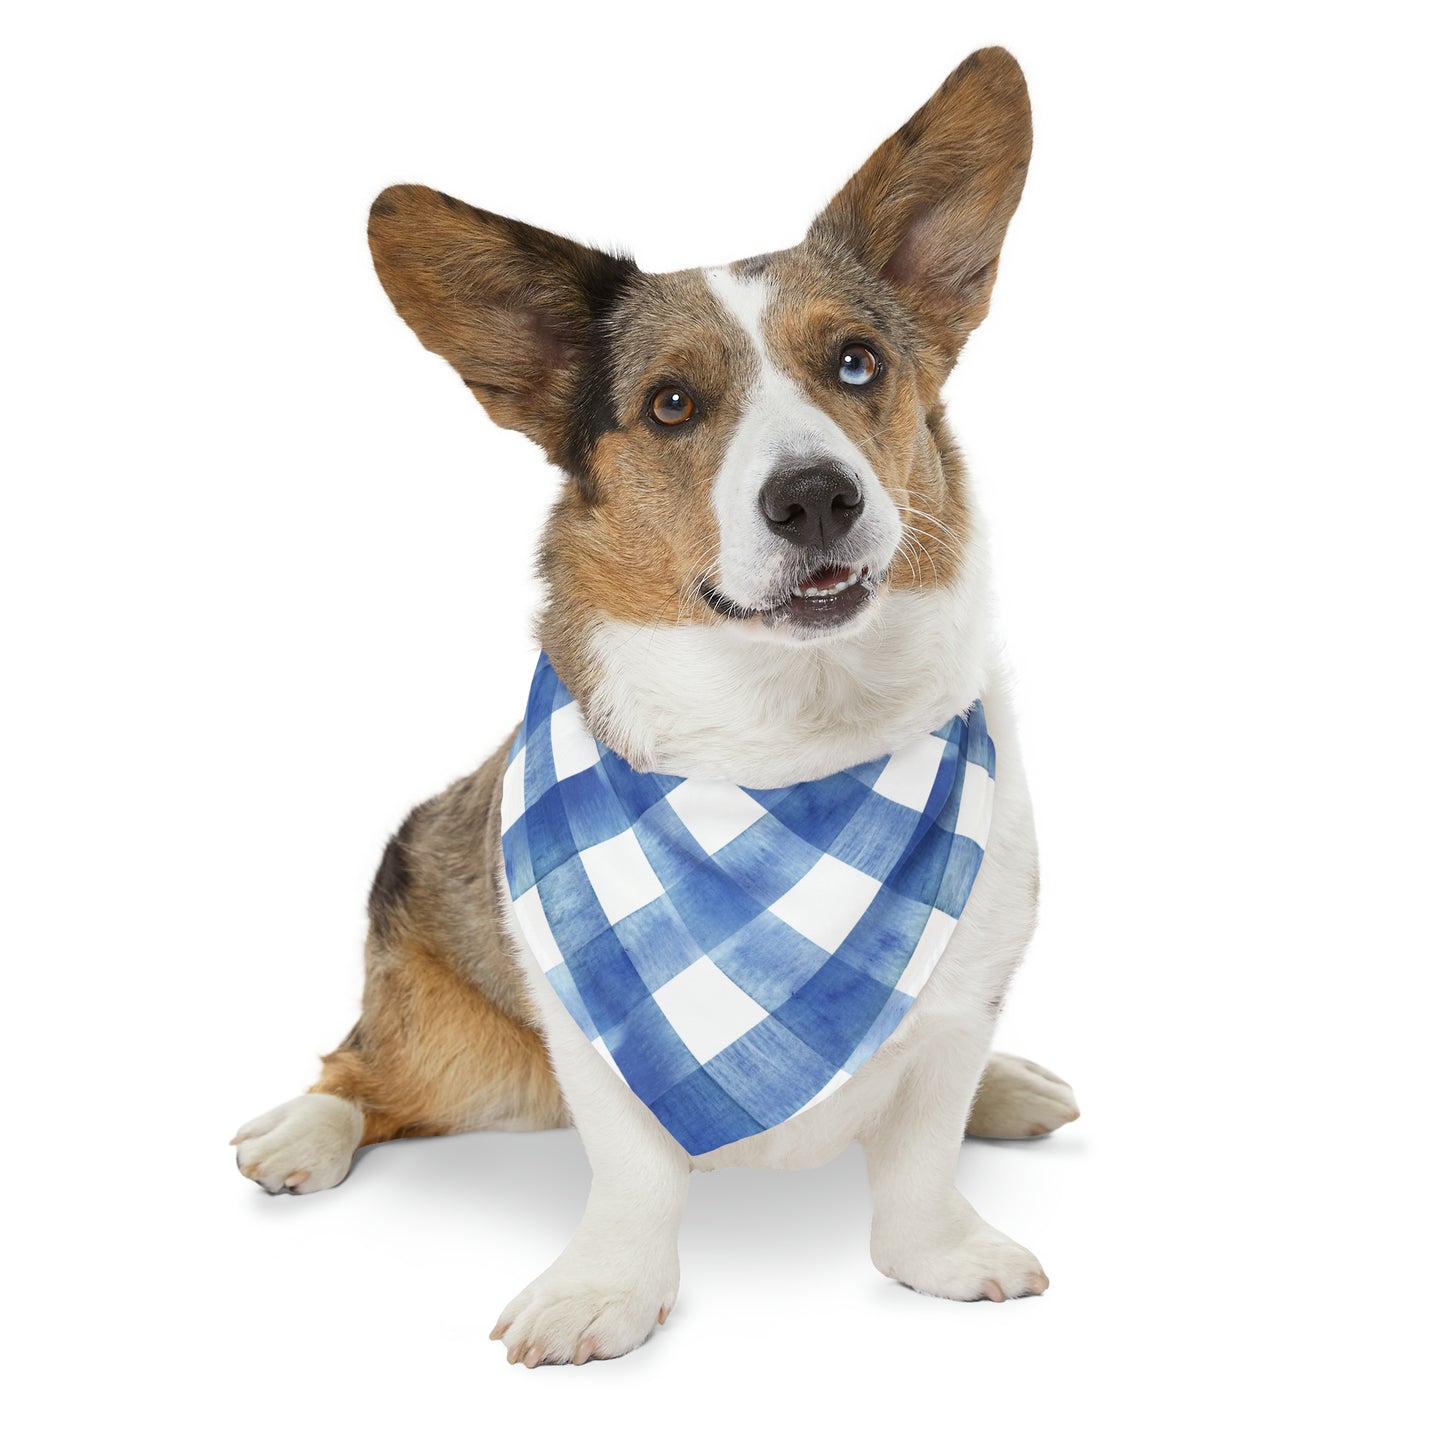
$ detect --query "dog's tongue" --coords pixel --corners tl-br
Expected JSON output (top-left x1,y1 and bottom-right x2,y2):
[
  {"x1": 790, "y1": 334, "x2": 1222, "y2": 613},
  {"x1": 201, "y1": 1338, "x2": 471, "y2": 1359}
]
[{"x1": 804, "y1": 565, "x2": 853, "y2": 589}]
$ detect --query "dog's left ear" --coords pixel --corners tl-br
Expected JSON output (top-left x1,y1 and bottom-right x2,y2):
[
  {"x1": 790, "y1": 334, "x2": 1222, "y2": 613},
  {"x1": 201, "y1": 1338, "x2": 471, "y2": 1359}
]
[{"x1": 808, "y1": 47, "x2": 1032, "y2": 355}]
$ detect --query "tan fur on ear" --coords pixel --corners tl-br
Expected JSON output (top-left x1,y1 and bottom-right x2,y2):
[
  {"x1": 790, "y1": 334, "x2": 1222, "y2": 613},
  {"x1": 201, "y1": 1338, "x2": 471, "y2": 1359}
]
[
  {"x1": 807, "y1": 48, "x2": 1032, "y2": 352},
  {"x1": 367, "y1": 184, "x2": 640, "y2": 479}
]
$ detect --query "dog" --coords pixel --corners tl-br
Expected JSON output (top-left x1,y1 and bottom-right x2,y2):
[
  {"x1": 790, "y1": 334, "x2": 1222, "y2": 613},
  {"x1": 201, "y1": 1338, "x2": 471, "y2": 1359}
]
[{"x1": 232, "y1": 45, "x2": 1078, "y2": 1366}]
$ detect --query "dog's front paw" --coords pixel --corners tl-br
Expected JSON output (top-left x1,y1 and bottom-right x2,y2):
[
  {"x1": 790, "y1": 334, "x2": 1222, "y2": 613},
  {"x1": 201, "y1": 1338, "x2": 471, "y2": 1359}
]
[
  {"x1": 874, "y1": 1211, "x2": 1048, "y2": 1302},
  {"x1": 491, "y1": 1255, "x2": 677, "y2": 1367},
  {"x1": 231, "y1": 1093, "x2": 363, "y2": 1194},
  {"x1": 968, "y1": 1052, "x2": 1080, "y2": 1139}
]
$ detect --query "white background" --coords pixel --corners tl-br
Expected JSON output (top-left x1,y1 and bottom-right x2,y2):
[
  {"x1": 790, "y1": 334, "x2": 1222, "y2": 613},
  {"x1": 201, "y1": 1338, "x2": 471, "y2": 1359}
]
[{"x1": 5, "y1": 2, "x2": 1442, "y2": 1440}]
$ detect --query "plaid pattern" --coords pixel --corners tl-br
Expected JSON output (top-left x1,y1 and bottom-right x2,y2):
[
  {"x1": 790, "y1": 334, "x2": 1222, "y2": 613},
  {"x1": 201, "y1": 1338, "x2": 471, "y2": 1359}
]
[{"x1": 501, "y1": 653, "x2": 995, "y2": 1157}]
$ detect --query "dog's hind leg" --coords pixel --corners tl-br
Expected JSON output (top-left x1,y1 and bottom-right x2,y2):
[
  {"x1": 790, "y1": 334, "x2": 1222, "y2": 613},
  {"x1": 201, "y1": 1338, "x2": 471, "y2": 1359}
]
[
  {"x1": 966, "y1": 1052, "x2": 1079, "y2": 1139},
  {"x1": 232, "y1": 934, "x2": 567, "y2": 1194}
]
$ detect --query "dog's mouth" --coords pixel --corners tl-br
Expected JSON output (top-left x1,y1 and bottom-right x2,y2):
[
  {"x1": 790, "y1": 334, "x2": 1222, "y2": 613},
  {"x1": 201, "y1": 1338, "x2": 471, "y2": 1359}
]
[{"x1": 700, "y1": 563, "x2": 878, "y2": 632}]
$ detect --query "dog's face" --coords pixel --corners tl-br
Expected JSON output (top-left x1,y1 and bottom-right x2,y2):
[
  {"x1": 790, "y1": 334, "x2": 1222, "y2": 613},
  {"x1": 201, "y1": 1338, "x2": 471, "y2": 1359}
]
[{"x1": 369, "y1": 49, "x2": 1029, "y2": 654}]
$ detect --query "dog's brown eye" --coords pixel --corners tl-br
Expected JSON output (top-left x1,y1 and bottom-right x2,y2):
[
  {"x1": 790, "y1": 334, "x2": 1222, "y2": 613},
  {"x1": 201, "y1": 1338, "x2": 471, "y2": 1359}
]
[
  {"x1": 839, "y1": 345, "x2": 879, "y2": 386},
  {"x1": 650, "y1": 386, "x2": 695, "y2": 425}
]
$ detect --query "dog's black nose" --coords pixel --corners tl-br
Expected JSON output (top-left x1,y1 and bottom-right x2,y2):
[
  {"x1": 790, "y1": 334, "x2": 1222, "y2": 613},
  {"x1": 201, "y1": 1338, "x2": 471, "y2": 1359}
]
[{"x1": 758, "y1": 460, "x2": 864, "y2": 549}]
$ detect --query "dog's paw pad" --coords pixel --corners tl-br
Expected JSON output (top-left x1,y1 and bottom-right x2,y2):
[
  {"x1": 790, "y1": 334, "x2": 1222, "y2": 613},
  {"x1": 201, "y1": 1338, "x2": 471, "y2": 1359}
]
[{"x1": 231, "y1": 1093, "x2": 363, "y2": 1195}]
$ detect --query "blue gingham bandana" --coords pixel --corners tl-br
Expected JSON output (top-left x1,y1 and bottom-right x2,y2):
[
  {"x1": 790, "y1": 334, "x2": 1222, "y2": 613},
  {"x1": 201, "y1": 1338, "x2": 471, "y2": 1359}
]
[{"x1": 501, "y1": 653, "x2": 995, "y2": 1156}]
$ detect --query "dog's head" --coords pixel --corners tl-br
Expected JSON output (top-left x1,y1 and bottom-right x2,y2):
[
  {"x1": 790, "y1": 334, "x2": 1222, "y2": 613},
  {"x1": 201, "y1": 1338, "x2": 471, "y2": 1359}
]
[{"x1": 369, "y1": 48, "x2": 1029, "y2": 666}]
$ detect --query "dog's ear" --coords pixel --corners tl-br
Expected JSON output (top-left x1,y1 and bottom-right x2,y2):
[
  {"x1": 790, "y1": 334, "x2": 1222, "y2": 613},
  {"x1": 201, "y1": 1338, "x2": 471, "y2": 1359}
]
[
  {"x1": 808, "y1": 48, "x2": 1031, "y2": 355},
  {"x1": 368, "y1": 185, "x2": 640, "y2": 478}
]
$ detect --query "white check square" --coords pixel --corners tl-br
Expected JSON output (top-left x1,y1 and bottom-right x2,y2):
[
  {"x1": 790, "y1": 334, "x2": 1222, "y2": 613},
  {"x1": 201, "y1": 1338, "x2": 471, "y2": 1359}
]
[
  {"x1": 954, "y1": 762, "x2": 994, "y2": 845},
  {"x1": 664, "y1": 777, "x2": 768, "y2": 856},
  {"x1": 512, "y1": 883, "x2": 563, "y2": 970},
  {"x1": 768, "y1": 853, "x2": 881, "y2": 953},
  {"x1": 550, "y1": 700, "x2": 600, "y2": 780},
  {"x1": 873, "y1": 731, "x2": 947, "y2": 812},
  {"x1": 578, "y1": 828, "x2": 665, "y2": 924},
  {"x1": 652, "y1": 955, "x2": 768, "y2": 1063},
  {"x1": 500, "y1": 748, "x2": 526, "y2": 831},
  {"x1": 895, "y1": 907, "x2": 955, "y2": 998}
]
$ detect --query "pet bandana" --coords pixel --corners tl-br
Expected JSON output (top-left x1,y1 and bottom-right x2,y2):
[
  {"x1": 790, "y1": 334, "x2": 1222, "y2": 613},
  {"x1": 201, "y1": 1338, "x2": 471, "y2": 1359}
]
[{"x1": 501, "y1": 653, "x2": 995, "y2": 1156}]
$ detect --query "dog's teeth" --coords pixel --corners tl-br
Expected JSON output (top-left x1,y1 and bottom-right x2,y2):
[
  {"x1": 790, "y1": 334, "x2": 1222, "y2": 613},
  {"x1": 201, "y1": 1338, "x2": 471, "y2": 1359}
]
[{"x1": 790, "y1": 571, "x2": 863, "y2": 601}]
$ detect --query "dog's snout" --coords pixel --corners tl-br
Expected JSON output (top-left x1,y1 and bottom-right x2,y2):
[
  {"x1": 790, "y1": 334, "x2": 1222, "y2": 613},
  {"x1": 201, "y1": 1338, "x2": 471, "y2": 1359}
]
[{"x1": 758, "y1": 460, "x2": 864, "y2": 549}]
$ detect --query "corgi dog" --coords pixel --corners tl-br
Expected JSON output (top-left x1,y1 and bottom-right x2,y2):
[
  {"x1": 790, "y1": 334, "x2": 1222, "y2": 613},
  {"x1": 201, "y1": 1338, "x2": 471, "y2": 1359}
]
[{"x1": 232, "y1": 46, "x2": 1079, "y2": 1366}]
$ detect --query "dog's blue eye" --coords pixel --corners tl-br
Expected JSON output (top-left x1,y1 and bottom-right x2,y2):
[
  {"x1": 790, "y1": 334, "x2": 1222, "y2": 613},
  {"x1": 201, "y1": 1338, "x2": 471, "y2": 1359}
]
[{"x1": 838, "y1": 345, "x2": 879, "y2": 386}]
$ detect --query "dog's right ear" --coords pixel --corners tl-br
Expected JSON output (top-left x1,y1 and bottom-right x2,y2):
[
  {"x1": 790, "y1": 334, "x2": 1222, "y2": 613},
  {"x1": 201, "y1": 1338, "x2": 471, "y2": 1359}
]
[{"x1": 368, "y1": 185, "x2": 639, "y2": 479}]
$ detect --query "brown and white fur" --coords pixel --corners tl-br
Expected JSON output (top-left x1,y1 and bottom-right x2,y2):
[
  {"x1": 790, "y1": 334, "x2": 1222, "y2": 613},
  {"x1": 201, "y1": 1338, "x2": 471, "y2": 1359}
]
[{"x1": 232, "y1": 48, "x2": 1078, "y2": 1366}]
